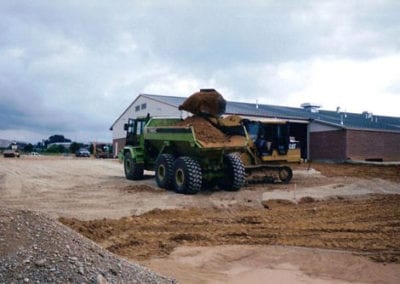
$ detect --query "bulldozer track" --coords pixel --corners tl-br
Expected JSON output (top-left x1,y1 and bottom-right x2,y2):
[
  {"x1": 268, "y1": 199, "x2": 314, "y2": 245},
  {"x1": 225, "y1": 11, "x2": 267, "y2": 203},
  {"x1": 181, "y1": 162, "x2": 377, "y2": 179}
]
[{"x1": 245, "y1": 165, "x2": 293, "y2": 184}]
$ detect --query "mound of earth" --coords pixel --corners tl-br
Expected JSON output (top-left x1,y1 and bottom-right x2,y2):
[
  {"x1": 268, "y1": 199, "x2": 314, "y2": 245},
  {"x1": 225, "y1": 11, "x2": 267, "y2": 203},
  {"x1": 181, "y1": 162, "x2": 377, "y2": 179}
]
[
  {"x1": 61, "y1": 195, "x2": 400, "y2": 263},
  {"x1": 305, "y1": 162, "x2": 400, "y2": 182},
  {"x1": 0, "y1": 208, "x2": 174, "y2": 283}
]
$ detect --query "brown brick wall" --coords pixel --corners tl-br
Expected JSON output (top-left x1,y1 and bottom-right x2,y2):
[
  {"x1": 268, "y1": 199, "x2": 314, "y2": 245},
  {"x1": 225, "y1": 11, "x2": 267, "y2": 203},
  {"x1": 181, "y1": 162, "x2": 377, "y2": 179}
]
[
  {"x1": 112, "y1": 138, "x2": 126, "y2": 157},
  {"x1": 310, "y1": 130, "x2": 347, "y2": 161},
  {"x1": 346, "y1": 130, "x2": 400, "y2": 161}
]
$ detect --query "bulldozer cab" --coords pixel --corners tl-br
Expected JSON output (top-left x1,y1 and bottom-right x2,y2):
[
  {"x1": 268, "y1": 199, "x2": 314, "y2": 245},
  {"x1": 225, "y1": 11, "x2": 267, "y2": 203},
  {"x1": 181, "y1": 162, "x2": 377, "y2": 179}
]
[
  {"x1": 124, "y1": 116, "x2": 149, "y2": 147},
  {"x1": 243, "y1": 120, "x2": 291, "y2": 157}
]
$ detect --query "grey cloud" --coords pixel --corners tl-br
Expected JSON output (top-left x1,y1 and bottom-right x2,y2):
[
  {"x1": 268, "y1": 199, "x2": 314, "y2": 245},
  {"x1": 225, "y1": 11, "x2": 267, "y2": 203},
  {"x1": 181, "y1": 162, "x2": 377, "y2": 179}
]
[
  {"x1": 122, "y1": 1, "x2": 399, "y2": 68},
  {"x1": 0, "y1": 1, "x2": 399, "y2": 142}
]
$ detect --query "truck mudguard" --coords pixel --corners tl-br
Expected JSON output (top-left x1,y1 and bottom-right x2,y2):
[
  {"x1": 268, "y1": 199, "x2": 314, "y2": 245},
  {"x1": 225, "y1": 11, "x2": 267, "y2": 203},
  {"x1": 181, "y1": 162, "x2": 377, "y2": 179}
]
[{"x1": 123, "y1": 146, "x2": 145, "y2": 164}]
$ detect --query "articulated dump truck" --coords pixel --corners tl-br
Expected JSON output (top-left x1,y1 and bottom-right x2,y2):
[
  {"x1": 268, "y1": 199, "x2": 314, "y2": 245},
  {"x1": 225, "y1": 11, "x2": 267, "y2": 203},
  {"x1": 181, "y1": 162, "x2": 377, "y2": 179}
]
[{"x1": 123, "y1": 116, "x2": 249, "y2": 194}]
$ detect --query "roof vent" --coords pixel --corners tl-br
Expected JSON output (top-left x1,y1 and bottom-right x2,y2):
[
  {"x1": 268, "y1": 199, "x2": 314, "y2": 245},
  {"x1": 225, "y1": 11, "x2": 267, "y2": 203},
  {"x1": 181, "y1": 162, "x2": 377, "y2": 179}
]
[
  {"x1": 362, "y1": 111, "x2": 373, "y2": 119},
  {"x1": 301, "y1": 103, "x2": 321, "y2": 113}
]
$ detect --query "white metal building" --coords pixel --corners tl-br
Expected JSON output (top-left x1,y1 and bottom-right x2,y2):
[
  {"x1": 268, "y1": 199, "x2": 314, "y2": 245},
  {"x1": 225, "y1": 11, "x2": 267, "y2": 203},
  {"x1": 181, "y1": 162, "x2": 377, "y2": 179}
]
[
  {"x1": 110, "y1": 93, "x2": 400, "y2": 161},
  {"x1": 109, "y1": 94, "x2": 190, "y2": 157}
]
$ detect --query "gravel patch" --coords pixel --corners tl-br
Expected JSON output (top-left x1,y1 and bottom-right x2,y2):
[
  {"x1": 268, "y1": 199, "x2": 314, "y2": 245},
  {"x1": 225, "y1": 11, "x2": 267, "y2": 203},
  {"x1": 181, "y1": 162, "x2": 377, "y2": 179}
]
[{"x1": 0, "y1": 207, "x2": 175, "y2": 283}]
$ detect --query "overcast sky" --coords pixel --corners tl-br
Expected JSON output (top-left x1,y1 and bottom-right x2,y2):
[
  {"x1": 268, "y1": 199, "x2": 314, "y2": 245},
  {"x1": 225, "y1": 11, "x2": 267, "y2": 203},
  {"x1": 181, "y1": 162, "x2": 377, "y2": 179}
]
[{"x1": 1, "y1": 1, "x2": 399, "y2": 143}]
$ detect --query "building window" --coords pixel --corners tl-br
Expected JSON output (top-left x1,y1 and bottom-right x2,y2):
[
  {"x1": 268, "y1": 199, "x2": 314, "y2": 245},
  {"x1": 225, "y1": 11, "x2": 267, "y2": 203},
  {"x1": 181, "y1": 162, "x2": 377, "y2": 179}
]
[
  {"x1": 135, "y1": 105, "x2": 140, "y2": 112},
  {"x1": 141, "y1": 103, "x2": 147, "y2": 110}
]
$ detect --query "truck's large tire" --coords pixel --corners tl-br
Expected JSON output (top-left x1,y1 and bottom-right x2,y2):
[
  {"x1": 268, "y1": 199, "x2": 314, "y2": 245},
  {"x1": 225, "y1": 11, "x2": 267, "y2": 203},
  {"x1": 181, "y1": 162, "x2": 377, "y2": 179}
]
[
  {"x1": 124, "y1": 152, "x2": 144, "y2": 180},
  {"x1": 172, "y1": 156, "x2": 202, "y2": 194},
  {"x1": 218, "y1": 153, "x2": 245, "y2": 191},
  {"x1": 155, "y1": 154, "x2": 174, "y2": 190}
]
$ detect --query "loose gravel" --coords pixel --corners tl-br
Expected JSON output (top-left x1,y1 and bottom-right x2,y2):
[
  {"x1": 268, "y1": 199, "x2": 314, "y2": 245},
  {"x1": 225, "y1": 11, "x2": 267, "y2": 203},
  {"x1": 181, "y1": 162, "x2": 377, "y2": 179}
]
[{"x1": 0, "y1": 207, "x2": 175, "y2": 283}]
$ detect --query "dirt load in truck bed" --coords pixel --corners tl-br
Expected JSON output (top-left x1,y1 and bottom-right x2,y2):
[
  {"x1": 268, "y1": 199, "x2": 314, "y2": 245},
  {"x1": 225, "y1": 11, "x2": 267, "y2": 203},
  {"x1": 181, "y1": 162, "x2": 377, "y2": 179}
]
[{"x1": 175, "y1": 116, "x2": 246, "y2": 147}]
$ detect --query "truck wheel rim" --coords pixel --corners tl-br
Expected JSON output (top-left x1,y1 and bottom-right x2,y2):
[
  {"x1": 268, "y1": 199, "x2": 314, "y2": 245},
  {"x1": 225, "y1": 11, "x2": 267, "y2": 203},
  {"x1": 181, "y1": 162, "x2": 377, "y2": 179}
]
[
  {"x1": 175, "y1": 169, "x2": 185, "y2": 186},
  {"x1": 125, "y1": 160, "x2": 131, "y2": 171},
  {"x1": 158, "y1": 165, "x2": 165, "y2": 180}
]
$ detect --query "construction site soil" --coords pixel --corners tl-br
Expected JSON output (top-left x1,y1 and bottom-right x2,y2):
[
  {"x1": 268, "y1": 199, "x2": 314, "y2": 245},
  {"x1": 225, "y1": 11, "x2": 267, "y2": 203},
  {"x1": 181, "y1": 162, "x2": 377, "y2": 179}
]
[
  {"x1": 61, "y1": 194, "x2": 400, "y2": 264},
  {"x1": 175, "y1": 116, "x2": 228, "y2": 143},
  {"x1": 304, "y1": 162, "x2": 400, "y2": 183},
  {"x1": 174, "y1": 116, "x2": 247, "y2": 147},
  {"x1": 1, "y1": 157, "x2": 400, "y2": 283}
]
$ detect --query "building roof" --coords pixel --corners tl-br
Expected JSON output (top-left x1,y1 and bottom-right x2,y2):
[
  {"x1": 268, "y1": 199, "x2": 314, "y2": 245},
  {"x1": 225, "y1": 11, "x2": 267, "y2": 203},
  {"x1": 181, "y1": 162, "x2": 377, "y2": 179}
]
[{"x1": 111, "y1": 94, "x2": 400, "y2": 133}]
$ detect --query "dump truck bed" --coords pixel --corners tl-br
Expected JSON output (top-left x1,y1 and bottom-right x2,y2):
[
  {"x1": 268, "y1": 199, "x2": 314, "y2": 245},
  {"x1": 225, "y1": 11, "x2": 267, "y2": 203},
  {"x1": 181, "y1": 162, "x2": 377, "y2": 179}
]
[
  {"x1": 146, "y1": 126, "x2": 247, "y2": 148},
  {"x1": 145, "y1": 117, "x2": 248, "y2": 149}
]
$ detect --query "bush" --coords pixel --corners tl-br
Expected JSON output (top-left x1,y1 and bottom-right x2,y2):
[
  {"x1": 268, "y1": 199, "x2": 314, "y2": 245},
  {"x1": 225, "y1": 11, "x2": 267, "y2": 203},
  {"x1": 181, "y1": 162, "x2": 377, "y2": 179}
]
[{"x1": 46, "y1": 144, "x2": 67, "y2": 153}]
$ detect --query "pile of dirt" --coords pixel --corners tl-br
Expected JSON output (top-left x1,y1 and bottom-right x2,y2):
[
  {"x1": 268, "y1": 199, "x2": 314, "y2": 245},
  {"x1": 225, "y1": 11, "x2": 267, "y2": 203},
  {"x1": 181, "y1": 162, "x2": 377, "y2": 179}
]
[
  {"x1": 0, "y1": 208, "x2": 174, "y2": 283},
  {"x1": 175, "y1": 116, "x2": 230, "y2": 143},
  {"x1": 61, "y1": 194, "x2": 400, "y2": 263},
  {"x1": 178, "y1": 89, "x2": 226, "y2": 117},
  {"x1": 293, "y1": 162, "x2": 400, "y2": 182}
]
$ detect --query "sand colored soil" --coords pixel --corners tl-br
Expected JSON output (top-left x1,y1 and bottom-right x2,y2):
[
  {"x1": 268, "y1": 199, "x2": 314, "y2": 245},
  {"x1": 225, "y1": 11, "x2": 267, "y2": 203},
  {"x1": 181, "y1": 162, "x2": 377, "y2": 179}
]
[
  {"x1": 175, "y1": 116, "x2": 230, "y2": 144},
  {"x1": 2, "y1": 157, "x2": 400, "y2": 283},
  {"x1": 301, "y1": 162, "x2": 400, "y2": 183},
  {"x1": 60, "y1": 194, "x2": 400, "y2": 264},
  {"x1": 144, "y1": 245, "x2": 400, "y2": 284},
  {"x1": 175, "y1": 116, "x2": 247, "y2": 147}
]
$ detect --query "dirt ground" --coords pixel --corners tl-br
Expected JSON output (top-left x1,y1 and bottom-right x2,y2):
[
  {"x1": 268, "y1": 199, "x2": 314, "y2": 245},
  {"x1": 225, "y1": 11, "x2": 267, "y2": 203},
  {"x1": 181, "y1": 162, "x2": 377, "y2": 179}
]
[
  {"x1": 61, "y1": 194, "x2": 400, "y2": 262},
  {"x1": 1, "y1": 156, "x2": 400, "y2": 283}
]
